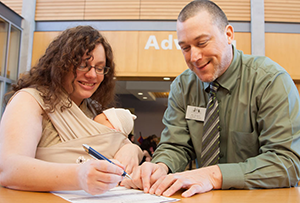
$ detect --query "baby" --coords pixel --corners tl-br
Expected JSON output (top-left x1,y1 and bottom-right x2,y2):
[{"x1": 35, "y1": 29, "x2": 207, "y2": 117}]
[
  {"x1": 76, "y1": 108, "x2": 139, "y2": 165},
  {"x1": 94, "y1": 107, "x2": 137, "y2": 136}
]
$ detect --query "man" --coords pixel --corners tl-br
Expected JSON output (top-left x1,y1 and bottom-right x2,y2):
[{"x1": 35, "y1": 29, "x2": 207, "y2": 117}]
[{"x1": 122, "y1": 0, "x2": 300, "y2": 197}]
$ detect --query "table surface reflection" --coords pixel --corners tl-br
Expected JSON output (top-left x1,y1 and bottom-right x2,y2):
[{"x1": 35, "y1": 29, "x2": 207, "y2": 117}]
[{"x1": 1, "y1": 186, "x2": 300, "y2": 203}]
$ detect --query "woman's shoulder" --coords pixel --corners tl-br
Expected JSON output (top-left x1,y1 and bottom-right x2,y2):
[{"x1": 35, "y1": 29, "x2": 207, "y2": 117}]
[
  {"x1": 3, "y1": 88, "x2": 44, "y2": 124},
  {"x1": 6, "y1": 88, "x2": 46, "y2": 116},
  {"x1": 9, "y1": 87, "x2": 38, "y2": 101},
  {"x1": 9, "y1": 87, "x2": 40, "y2": 101},
  {"x1": 8, "y1": 88, "x2": 41, "y2": 106}
]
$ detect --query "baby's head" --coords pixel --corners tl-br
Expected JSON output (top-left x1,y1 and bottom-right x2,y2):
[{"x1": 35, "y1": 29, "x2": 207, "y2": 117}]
[{"x1": 95, "y1": 108, "x2": 137, "y2": 136}]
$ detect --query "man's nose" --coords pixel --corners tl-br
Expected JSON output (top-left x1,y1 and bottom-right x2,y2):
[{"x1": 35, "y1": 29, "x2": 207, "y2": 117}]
[{"x1": 190, "y1": 47, "x2": 202, "y2": 63}]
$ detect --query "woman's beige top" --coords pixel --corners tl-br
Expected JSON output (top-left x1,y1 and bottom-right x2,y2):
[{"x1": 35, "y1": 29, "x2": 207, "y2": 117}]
[{"x1": 12, "y1": 88, "x2": 128, "y2": 163}]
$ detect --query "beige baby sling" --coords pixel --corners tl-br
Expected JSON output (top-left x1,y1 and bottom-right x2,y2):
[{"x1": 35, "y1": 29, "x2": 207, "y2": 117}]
[{"x1": 15, "y1": 88, "x2": 127, "y2": 163}]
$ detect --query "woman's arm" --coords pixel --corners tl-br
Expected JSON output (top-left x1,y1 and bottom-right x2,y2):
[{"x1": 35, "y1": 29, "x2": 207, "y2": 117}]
[
  {"x1": 0, "y1": 92, "x2": 123, "y2": 194},
  {"x1": 114, "y1": 139, "x2": 144, "y2": 174}
]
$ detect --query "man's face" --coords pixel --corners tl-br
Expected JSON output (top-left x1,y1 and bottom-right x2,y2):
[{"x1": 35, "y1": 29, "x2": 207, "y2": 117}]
[{"x1": 177, "y1": 11, "x2": 234, "y2": 82}]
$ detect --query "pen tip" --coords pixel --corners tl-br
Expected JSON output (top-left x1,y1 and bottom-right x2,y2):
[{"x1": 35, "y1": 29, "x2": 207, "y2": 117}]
[
  {"x1": 82, "y1": 144, "x2": 89, "y2": 151},
  {"x1": 125, "y1": 174, "x2": 132, "y2": 180}
]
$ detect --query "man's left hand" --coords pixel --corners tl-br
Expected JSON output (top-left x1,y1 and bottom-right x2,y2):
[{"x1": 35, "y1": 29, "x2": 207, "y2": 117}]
[{"x1": 148, "y1": 165, "x2": 222, "y2": 197}]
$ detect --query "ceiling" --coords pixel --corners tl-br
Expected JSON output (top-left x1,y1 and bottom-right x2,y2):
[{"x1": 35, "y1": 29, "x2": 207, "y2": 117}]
[{"x1": 115, "y1": 79, "x2": 173, "y2": 101}]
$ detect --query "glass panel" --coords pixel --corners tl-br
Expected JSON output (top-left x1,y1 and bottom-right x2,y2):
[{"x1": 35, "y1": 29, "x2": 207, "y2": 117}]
[
  {"x1": 4, "y1": 82, "x2": 12, "y2": 96},
  {"x1": 0, "y1": 18, "x2": 9, "y2": 77},
  {"x1": 0, "y1": 81, "x2": 3, "y2": 117},
  {"x1": 1, "y1": 83, "x2": 12, "y2": 115},
  {"x1": 7, "y1": 25, "x2": 21, "y2": 81}
]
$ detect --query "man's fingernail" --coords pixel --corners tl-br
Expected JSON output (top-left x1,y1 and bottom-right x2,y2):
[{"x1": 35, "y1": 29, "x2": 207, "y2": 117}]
[{"x1": 163, "y1": 191, "x2": 170, "y2": 197}]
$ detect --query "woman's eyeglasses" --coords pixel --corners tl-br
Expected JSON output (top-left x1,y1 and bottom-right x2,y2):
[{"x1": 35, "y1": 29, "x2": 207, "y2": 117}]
[{"x1": 77, "y1": 64, "x2": 110, "y2": 75}]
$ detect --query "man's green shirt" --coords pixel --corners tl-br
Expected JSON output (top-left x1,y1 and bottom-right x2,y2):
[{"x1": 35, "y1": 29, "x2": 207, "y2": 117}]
[{"x1": 152, "y1": 45, "x2": 300, "y2": 189}]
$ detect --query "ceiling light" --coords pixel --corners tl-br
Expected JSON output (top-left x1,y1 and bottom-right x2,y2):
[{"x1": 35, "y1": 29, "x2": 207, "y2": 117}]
[
  {"x1": 143, "y1": 97, "x2": 148, "y2": 100},
  {"x1": 138, "y1": 92, "x2": 143, "y2": 95},
  {"x1": 163, "y1": 77, "x2": 170, "y2": 81}
]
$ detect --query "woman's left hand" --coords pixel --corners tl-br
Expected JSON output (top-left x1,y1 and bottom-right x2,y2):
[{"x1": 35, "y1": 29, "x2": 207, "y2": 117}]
[{"x1": 114, "y1": 142, "x2": 143, "y2": 174}]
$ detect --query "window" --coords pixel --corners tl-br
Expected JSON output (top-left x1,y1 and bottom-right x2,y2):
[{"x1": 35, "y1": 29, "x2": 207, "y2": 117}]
[
  {"x1": 0, "y1": 12, "x2": 22, "y2": 117},
  {"x1": 0, "y1": 18, "x2": 9, "y2": 78},
  {"x1": 7, "y1": 25, "x2": 21, "y2": 81}
]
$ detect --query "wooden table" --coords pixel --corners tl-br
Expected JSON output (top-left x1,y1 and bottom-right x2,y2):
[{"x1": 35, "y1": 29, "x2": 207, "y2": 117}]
[{"x1": 1, "y1": 186, "x2": 300, "y2": 203}]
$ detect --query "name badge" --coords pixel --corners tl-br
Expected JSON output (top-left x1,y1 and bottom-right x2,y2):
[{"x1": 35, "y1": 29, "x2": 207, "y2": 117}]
[{"x1": 185, "y1": 105, "x2": 206, "y2": 121}]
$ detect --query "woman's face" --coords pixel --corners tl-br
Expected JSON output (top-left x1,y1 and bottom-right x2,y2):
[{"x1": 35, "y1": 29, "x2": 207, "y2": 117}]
[{"x1": 63, "y1": 43, "x2": 106, "y2": 106}]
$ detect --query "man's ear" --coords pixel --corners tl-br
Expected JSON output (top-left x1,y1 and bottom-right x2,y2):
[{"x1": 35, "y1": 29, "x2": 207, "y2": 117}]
[{"x1": 225, "y1": 25, "x2": 234, "y2": 44}]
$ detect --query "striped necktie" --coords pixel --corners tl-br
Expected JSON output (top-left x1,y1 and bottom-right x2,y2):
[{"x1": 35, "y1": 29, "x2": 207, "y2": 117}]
[{"x1": 201, "y1": 81, "x2": 220, "y2": 167}]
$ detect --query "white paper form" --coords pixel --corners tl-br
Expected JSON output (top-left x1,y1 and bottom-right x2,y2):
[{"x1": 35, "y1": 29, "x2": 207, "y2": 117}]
[{"x1": 52, "y1": 186, "x2": 180, "y2": 203}]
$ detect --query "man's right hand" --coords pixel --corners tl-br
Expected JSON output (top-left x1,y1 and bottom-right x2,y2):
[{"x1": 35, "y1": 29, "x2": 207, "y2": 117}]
[{"x1": 121, "y1": 162, "x2": 169, "y2": 192}]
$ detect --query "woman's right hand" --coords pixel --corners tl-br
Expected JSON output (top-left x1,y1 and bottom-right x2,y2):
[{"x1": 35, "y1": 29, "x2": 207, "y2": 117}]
[{"x1": 77, "y1": 160, "x2": 124, "y2": 195}]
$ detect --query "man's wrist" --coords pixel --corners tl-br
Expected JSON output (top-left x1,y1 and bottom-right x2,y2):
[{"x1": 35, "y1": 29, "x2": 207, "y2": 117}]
[
  {"x1": 208, "y1": 165, "x2": 222, "y2": 189},
  {"x1": 157, "y1": 162, "x2": 170, "y2": 174}
]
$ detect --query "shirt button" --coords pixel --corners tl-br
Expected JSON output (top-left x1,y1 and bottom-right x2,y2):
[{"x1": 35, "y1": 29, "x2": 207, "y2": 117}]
[{"x1": 220, "y1": 152, "x2": 224, "y2": 158}]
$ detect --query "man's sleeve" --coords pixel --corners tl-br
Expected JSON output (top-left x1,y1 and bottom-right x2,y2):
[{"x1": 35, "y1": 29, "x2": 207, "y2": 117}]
[
  {"x1": 219, "y1": 72, "x2": 300, "y2": 189},
  {"x1": 151, "y1": 79, "x2": 196, "y2": 172}
]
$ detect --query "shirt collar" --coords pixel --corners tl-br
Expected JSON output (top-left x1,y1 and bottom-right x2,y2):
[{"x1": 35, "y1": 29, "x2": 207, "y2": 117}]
[{"x1": 204, "y1": 44, "x2": 241, "y2": 93}]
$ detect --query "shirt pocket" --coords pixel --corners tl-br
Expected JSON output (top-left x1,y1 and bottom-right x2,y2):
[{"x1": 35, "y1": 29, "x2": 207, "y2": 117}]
[{"x1": 230, "y1": 130, "x2": 259, "y2": 162}]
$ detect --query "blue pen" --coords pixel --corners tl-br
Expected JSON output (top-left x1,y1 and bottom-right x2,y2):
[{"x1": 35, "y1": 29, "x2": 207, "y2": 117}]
[{"x1": 82, "y1": 144, "x2": 132, "y2": 179}]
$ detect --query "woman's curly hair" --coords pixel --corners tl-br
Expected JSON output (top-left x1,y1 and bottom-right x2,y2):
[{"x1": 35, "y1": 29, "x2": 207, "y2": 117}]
[{"x1": 5, "y1": 25, "x2": 116, "y2": 113}]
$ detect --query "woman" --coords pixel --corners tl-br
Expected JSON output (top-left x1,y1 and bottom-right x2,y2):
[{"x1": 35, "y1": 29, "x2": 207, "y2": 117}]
[{"x1": 0, "y1": 26, "x2": 142, "y2": 195}]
